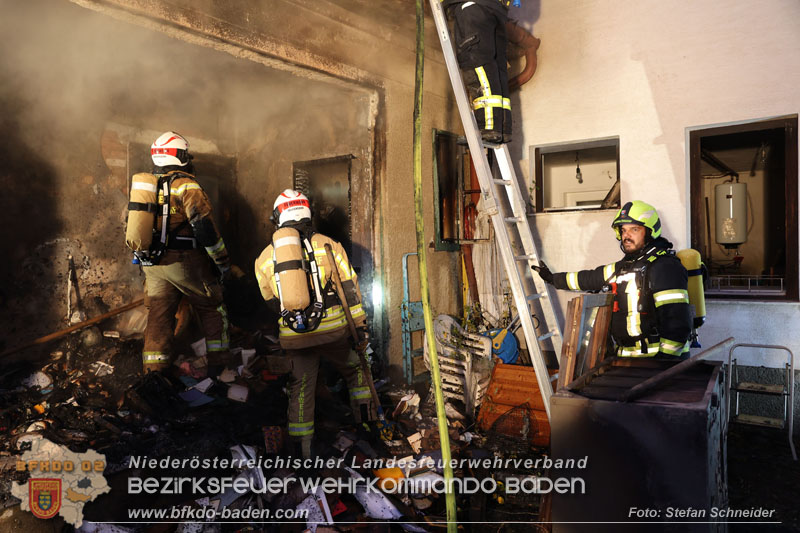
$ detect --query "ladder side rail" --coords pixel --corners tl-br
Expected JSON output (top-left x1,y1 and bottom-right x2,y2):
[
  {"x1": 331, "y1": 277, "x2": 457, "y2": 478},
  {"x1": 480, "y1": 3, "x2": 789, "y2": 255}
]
[
  {"x1": 494, "y1": 145, "x2": 564, "y2": 355},
  {"x1": 430, "y1": 0, "x2": 554, "y2": 416},
  {"x1": 486, "y1": 204, "x2": 555, "y2": 416}
]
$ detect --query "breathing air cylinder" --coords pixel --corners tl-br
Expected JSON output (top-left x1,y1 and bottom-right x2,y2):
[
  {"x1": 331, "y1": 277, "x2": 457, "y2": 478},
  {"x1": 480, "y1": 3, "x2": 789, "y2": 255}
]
[
  {"x1": 714, "y1": 182, "x2": 747, "y2": 247},
  {"x1": 677, "y1": 248, "x2": 706, "y2": 329},
  {"x1": 125, "y1": 173, "x2": 159, "y2": 251},
  {"x1": 272, "y1": 227, "x2": 311, "y2": 312}
]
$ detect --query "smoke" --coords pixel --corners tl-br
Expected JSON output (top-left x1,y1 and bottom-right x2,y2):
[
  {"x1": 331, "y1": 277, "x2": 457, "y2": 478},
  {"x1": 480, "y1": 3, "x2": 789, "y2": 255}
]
[
  {"x1": 0, "y1": 0, "x2": 373, "y2": 344},
  {"x1": 0, "y1": 0, "x2": 360, "y2": 154}
]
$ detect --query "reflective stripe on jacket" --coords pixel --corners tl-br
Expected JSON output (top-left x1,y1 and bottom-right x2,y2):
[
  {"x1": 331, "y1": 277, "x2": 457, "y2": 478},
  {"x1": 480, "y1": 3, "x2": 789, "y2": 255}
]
[
  {"x1": 551, "y1": 237, "x2": 692, "y2": 358},
  {"x1": 156, "y1": 170, "x2": 229, "y2": 267},
  {"x1": 254, "y1": 233, "x2": 366, "y2": 349}
]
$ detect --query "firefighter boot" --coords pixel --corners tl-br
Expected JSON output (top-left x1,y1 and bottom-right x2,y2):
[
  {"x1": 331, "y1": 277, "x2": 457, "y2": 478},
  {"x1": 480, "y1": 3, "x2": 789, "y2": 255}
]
[
  {"x1": 291, "y1": 437, "x2": 313, "y2": 460},
  {"x1": 352, "y1": 401, "x2": 377, "y2": 423}
]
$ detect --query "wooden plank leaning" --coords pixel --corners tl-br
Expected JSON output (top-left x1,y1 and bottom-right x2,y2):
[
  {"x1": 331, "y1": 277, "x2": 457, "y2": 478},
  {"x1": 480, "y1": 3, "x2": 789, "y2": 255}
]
[
  {"x1": 0, "y1": 299, "x2": 145, "y2": 359},
  {"x1": 556, "y1": 296, "x2": 583, "y2": 390}
]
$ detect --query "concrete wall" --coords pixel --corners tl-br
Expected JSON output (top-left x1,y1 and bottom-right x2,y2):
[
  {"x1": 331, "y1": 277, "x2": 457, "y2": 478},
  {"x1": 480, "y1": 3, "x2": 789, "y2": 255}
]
[{"x1": 1, "y1": 0, "x2": 463, "y2": 377}]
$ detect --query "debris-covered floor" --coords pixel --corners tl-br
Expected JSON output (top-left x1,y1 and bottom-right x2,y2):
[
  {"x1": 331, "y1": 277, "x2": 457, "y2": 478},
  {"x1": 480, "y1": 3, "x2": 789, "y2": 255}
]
[
  {"x1": 1, "y1": 300, "x2": 798, "y2": 532},
  {"x1": 0, "y1": 303, "x2": 552, "y2": 532}
]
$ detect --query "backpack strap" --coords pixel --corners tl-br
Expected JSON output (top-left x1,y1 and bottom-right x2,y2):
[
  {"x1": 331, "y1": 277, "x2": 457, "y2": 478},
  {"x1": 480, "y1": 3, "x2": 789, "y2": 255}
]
[{"x1": 271, "y1": 231, "x2": 327, "y2": 333}]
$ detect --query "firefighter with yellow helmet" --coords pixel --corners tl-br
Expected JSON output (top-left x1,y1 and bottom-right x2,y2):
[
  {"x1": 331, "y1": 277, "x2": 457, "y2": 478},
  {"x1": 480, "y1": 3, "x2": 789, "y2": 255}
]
[
  {"x1": 254, "y1": 190, "x2": 374, "y2": 459},
  {"x1": 125, "y1": 131, "x2": 233, "y2": 373},
  {"x1": 533, "y1": 200, "x2": 693, "y2": 358}
]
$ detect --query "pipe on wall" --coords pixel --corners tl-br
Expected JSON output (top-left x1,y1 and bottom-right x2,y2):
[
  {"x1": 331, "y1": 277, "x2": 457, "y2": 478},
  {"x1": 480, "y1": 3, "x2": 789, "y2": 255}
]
[{"x1": 506, "y1": 20, "x2": 540, "y2": 91}]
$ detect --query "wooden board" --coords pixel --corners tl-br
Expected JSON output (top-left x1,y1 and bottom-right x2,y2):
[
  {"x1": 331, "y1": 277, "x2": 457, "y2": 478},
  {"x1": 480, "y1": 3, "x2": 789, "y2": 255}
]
[
  {"x1": 477, "y1": 362, "x2": 556, "y2": 447},
  {"x1": 557, "y1": 297, "x2": 582, "y2": 390}
]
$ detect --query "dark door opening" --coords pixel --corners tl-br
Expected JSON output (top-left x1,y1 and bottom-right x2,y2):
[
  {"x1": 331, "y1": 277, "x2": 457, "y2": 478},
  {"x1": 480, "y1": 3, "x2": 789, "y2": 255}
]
[
  {"x1": 292, "y1": 155, "x2": 353, "y2": 259},
  {"x1": 689, "y1": 116, "x2": 798, "y2": 300},
  {"x1": 128, "y1": 142, "x2": 240, "y2": 265}
]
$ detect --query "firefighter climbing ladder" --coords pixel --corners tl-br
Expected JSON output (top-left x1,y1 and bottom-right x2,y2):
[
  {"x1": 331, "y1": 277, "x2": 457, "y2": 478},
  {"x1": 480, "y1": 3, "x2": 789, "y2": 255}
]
[{"x1": 429, "y1": 0, "x2": 562, "y2": 419}]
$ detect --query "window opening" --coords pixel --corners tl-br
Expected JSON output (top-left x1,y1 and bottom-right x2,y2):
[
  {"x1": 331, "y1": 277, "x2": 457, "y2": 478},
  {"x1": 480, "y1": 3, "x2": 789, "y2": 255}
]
[
  {"x1": 689, "y1": 116, "x2": 798, "y2": 300},
  {"x1": 531, "y1": 138, "x2": 620, "y2": 213}
]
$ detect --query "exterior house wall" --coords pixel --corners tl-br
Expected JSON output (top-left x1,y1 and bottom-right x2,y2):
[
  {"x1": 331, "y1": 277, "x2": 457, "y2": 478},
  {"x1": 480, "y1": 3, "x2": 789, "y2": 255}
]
[
  {"x1": 517, "y1": 0, "x2": 799, "y2": 364},
  {"x1": 516, "y1": 0, "x2": 799, "y2": 428}
]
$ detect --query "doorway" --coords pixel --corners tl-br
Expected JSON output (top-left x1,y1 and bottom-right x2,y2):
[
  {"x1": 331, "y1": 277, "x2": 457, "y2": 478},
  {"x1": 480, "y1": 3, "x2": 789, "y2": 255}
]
[{"x1": 292, "y1": 155, "x2": 354, "y2": 261}]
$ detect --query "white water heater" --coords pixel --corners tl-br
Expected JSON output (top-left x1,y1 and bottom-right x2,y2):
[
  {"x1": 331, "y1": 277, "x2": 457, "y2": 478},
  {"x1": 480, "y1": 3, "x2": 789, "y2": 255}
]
[{"x1": 714, "y1": 182, "x2": 747, "y2": 247}]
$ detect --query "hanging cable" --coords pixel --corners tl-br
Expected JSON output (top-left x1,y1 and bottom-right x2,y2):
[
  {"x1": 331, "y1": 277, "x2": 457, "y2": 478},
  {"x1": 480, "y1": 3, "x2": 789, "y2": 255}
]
[{"x1": 413, "y1": 2, "x2": 457, "y2": 529}]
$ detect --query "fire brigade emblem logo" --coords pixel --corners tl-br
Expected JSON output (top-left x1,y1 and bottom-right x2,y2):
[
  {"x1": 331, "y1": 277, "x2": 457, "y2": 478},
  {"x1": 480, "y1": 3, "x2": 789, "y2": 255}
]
[{"x1": 29, "y1": 478, "x2": 61, "y2": 519}]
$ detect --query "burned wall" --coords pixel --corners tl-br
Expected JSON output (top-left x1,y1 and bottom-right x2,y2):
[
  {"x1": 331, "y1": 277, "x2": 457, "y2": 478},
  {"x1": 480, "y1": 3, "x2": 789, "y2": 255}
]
[
  {"x1": 2, "y1": 0, "x2": 465, "y2": 375},
  {"x1": 0, "y1": 0, "x2": 374, "y2": 356}
]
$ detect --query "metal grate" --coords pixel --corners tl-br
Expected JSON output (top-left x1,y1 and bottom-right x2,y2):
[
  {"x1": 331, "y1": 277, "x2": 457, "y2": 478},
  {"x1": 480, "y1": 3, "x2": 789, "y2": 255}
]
[
  {"x1": 708, "y1": 274, "x2": 785, "y2": 295},
  {"x1": 484, "y1": 401, "x2": 539, "y2": 456}
]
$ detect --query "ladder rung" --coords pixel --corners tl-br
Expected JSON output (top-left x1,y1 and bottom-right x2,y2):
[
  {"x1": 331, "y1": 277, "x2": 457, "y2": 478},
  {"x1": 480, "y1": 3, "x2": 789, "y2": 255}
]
[
  {"x1": 733, "y1": 382, "x2": 787, "y2": 395},
  {"x1": 733, "y1": 414, "x2": 785, "y2": 429},
  {"x1": 430, "y1": 0, "x2": 560, "y2": 421},
  {"x1": 537, "y1": 330, "x2": 557, "y2": 342}
]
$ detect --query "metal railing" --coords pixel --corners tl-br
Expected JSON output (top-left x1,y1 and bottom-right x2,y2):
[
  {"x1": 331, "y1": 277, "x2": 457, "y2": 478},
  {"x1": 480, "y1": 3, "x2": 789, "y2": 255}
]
[
  {"x1": 727, "y1": 343, "x2": 796, "y2": 461},
  {"x1": 708, "y1": 274, "x2": 785, "y2": 295}
]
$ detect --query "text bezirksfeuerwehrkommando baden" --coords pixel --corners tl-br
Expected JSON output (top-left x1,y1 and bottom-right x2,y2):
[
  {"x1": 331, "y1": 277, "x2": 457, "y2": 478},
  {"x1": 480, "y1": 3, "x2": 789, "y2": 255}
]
[{"x1": 127, "y1": 454, "x2": 589, "y2": 496}]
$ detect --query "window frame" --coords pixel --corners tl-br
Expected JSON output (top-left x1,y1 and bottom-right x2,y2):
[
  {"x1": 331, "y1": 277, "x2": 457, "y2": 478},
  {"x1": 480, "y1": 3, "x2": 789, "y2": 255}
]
[
  {"x1": 688, "y1": 115, "x2": 798, "y2": 301},
  {"x1": 531, "y1": 137, "x2": 621, "y2": 214},
  {"x1": 432, "y1": 129, "x2": 463, "y2": 252}
]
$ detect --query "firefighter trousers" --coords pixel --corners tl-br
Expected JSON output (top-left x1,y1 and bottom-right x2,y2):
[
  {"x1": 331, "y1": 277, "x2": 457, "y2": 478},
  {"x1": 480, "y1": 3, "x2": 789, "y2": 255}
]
[
  {"x1": 285, "y1": 336, "x2": 373, "y2": 443},
  {"x1": 142, "y1": 249, "x2": 229, "y2": 372},
  {"x1": 451, "y1": 2, "x2": 511, "y2": 138}
]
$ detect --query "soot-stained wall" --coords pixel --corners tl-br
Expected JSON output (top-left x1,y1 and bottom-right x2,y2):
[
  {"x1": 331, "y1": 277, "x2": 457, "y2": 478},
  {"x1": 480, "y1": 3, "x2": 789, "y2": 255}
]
[{"x1": 0, "y1": 0, "x2": 374, "y2": 355}]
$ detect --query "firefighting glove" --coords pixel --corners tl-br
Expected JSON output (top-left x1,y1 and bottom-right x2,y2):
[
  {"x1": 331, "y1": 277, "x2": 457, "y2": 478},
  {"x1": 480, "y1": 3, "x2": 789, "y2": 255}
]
[
  {"x1": 531, "y1": 261, "x2": 554, "y2": 284},
  {"x1": 354, "y1": 326, "x2": 371, "y2": 352},
  {"x1": 219, "y1": 264, "x2": 244, "y2": 285},
  {"x1": 218, "y1": 264, "x2": 232, "y2": 284}
]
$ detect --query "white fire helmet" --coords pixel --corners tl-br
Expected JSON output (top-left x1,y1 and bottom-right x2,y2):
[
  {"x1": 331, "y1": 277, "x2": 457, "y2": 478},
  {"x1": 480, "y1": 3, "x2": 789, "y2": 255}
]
[
  {"x1": 273, "y1": 189, "x2": 312, "y2": 227},
  {"x1": 150, "y1": 131, "x2": 191, "y2": 167}
]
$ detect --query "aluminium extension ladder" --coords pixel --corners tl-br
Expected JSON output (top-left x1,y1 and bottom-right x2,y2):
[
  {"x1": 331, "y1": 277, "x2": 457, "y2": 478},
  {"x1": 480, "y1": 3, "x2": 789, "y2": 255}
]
[{"x1": 429, "y1": 0, "x2": 562, "y2": 419}]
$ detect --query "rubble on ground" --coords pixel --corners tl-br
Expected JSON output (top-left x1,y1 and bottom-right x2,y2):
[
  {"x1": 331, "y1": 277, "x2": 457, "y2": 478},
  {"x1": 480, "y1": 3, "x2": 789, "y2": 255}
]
[{"x1": 0, "y1": 314, "x2": 550, "y2": 531}]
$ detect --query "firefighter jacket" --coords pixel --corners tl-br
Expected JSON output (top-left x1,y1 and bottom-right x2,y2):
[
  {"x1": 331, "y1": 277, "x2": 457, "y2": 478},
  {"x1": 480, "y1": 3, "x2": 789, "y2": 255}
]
[
  {"x1": 155, "y1": 170, "x2": 229, "y2": 269},
  {"x1": 551, "y1": 237, "x2": 692, "y2": 357},
  {"x1": 254, "y1": 232, "x2": 367, "y2": 350}
]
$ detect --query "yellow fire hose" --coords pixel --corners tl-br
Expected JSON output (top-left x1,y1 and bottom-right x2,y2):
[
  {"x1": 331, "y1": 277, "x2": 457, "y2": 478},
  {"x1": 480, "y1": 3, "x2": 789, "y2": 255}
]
[{"x1": 414, "y1": 1, "x2": 457, "y2": 528}]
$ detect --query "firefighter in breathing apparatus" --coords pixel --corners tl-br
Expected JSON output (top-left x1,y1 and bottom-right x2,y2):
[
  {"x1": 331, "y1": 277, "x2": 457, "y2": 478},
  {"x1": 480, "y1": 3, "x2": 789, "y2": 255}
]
[
  {"x1": 441, "y1": 0, "x2": 519, "y2": 144},
  {"x1": 125, "y1": 131, "x2": 233, "y2": 373},
  {"x1": 254, "y1": 190, "x2": 374, "y2": 459},
  {"x1": 532, "y1": 200, "x2": 694, "y2": 358}
]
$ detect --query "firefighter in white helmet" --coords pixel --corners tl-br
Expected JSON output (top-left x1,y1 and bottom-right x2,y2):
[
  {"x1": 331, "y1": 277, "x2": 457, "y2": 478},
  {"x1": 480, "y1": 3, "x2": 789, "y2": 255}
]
[
  {"x1": 132, "y1": 131, "x2": 233, "y2": 373},
  {"x1": 254, "y1": 189, "x2": 373, "y2": 459}
]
